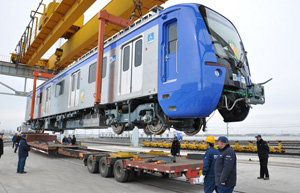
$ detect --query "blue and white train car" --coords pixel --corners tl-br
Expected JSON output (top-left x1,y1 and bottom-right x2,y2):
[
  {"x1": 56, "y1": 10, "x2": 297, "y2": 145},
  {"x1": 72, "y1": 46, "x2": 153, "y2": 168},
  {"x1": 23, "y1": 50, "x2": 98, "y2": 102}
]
[{"x1": 25, "y1": 4, "x2": 266, "y2": 135}]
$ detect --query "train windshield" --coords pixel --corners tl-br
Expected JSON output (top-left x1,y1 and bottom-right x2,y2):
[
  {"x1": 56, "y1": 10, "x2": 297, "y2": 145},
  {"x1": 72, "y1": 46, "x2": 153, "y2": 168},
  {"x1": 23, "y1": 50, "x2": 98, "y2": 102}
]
[{"x1": 199, "y1": 6, "x2": 244, "y2": 62}]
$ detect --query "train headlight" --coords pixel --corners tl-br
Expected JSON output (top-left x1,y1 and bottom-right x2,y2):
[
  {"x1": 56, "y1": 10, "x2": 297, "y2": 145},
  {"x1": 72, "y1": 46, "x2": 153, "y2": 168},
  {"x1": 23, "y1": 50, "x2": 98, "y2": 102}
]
[{"x1": 215, "y1": 70, "x2": 220, "y2": 77}]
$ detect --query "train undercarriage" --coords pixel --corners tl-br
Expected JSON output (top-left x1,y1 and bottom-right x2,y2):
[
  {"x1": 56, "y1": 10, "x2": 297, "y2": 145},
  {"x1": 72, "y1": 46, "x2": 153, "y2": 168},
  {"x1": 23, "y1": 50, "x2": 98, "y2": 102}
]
[
  {"x1": 28, "y1": 78, "x2": 268, "y2": 136},
  {"x1": 28, "y1": 95, "x2": 207, "y2": 136}
]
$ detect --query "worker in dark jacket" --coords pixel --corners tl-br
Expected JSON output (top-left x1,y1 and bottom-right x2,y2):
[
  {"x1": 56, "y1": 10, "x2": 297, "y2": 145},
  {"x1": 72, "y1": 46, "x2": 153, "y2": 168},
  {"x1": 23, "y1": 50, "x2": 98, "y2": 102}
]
[
  {"x1": 171, "y1": 136, "x2": 180, "y2": 156},
  {"x1": 62, "y1": 135, "x2": 68, "y2": 144},
  {"x1": 202, "y1": 136, "x2": 219, "y2": 193},
  {"x1": 71, "y1": 135, "x2": 77, "y2": 145},
  {"x1": 12, "y1": 133, "x2": 18, "y2": 148},
  {"x1": 256, "y1": 134, "x2": 269, "y2": 180},
  {"x1": 0, "y1": 133, "x2": 4, "y2": 158},
  {"x1": 14, "y1": 133, "x2": 22, "y2": 153},
  {"x1": 215, "y1": 136, "x2": 236, "y2": 193},
  {"x1": 17, "y1": 134, "x2": 31, "y2": 174}
]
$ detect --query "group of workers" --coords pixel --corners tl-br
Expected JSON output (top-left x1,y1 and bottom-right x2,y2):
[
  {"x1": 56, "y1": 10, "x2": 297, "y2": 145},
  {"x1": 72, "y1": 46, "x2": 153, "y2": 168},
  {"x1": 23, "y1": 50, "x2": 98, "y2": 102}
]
[
  {"x1": 0, "y1": 133, "x2": 78, "y2": 174},
  {"x1": 171, "y1": 134, "x2": 269, "y2": 193},
  {"x1": 1, "y1": 133, "x2": 31, "y2": 174},
  {"x1": 1, "y1": 132, "x2": 269, "y2": 190},
  {"x1": 62, "y1": 135, "x2": 77, "y2": 145}
]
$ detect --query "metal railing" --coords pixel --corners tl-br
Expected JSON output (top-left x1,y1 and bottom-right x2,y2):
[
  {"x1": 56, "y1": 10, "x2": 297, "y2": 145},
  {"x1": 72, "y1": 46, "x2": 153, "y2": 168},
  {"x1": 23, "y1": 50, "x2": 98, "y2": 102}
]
[{"x1": 0, "y1": 55, "x2": 11, "y2": 63}]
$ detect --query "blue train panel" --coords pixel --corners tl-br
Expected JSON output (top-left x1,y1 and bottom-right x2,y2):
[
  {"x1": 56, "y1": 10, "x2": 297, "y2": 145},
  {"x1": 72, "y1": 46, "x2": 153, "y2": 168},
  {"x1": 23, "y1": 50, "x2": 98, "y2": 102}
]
[{"x1": 158, "y1": 4, "x2": 226, "y2": 118}]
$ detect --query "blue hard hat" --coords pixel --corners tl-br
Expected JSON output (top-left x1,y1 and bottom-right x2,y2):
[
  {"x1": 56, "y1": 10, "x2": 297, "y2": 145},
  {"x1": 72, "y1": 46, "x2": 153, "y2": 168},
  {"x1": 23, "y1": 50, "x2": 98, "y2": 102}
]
[
  {"x1": 22, "y1": 134, "x2": 27, "y2": 138},
  {"x1": 255, "y1": 134, "x2": 262, "y2": 138},
  {"x1": 0, "y1": 133, "x2": 4, "y2": 135},
  {"x1": 217, "y1": 136, "x2": 228, "y2": 143}
]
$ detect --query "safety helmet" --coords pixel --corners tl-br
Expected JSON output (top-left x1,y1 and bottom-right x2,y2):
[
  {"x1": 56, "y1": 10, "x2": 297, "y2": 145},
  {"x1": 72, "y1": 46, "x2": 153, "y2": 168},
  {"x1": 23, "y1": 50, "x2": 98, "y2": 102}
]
[
  {"x1": 64, "y1": 135, "x2": 67, "y2": 137},
  {"x1": 18, "y1": 133, "x2": 22, "y2": 136},
  {"x1": 205, "y1": 136, "x2": 215, "y2": 144}
]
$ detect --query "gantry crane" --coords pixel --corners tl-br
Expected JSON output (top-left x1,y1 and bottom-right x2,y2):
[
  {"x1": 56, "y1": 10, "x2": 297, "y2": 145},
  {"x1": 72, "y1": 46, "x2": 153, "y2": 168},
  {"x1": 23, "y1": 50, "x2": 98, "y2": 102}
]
[{"x1": 11, "y1": 0, "x2": 168, "y2": 72}]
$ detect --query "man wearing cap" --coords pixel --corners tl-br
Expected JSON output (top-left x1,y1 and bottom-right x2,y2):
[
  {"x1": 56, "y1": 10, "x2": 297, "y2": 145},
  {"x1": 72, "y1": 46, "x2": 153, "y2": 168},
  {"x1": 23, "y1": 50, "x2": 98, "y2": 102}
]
[
  {"x1": 255, "y1": 134, "x2": 269, "y2": 180},
  {"x1": 12, "y1": 133, "x2": 18, "y2": 148},
  {"x1": 202, "y1": 136, "x2": 219, "y2": 193},
  {"x1": 17, "y1": 134, "x2": 31, "y2": 174},
  {"x1": 215, "y1": 136, "x2": 236, "y2": 193},
  {"x1": 171, "y1": 136, "x2": 180, "y2": 156},
  {"x1": 14, "y1": 133, "x2": 22, "y2": 153},
  {"x1": 0, "y1": 133, "x2": 4, "y2": 159}
]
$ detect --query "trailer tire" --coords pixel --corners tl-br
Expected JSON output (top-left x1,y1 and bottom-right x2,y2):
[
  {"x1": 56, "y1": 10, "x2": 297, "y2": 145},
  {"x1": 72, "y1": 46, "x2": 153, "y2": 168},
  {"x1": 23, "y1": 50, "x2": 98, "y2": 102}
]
[
  {"x1": 113, "y1": 160, "x2": 129, "y2": 182},
  {"x1": 99, "y1": 157, "x2": 113, "y2": 177},
  {"x1": 87, "y1": 155, "x2": 99, "y2": 173}
]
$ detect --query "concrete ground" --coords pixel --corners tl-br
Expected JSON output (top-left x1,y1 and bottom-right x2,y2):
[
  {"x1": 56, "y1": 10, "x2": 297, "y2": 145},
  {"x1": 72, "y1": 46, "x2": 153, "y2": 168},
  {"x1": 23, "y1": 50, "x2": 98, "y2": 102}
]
[{"x1": 0, "y1": 144, "x2": 299, "y2": 193}]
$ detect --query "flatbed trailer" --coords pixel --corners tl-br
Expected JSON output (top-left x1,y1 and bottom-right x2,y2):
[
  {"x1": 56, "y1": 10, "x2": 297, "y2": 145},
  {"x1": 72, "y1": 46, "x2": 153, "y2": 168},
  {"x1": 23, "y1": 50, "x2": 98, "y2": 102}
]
[
  {"x1": 28, "y1": 142, "x2": 99, "y2": 158},
  {"x1": 81, "y1": 151, "x2": 204, "y2": 184}
]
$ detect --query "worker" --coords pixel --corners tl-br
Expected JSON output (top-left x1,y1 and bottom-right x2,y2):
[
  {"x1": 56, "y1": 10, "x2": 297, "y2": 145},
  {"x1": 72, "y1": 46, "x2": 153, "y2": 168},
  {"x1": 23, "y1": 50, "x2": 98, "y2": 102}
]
[
  {"x1": 71, "y1": 135, "x2": 77, "y2": 145},
  {"x1": 255, "y1": 134, "x2": 269, "y2": 180},
  {"x1": 202, "y1": 136, "x2": 219, "y2": 193},
  {"x1": 12, "y1": 133, "x2": 18, "y2": 148},
  {"x1": 62, "y1": 135, "x2": 68, "y2": 144},
  {"x1": 0, "y1": 133, "x2": 4, "y2": 159},
  {"x1": 17, "y1": 134, "x2": 31, "y2": 174},
  {"x1": 171, "y1": 136, "x2": 180, "y2": 156},
  {"x1": 14, "y1": 133, "x2": 22, "y2": 153},
  {"x1": 215, "y1": 136, "x2": 236, "y2": 193},
  {"x1": 68, "y1": 135, "x2": 72, "y2": 144}
]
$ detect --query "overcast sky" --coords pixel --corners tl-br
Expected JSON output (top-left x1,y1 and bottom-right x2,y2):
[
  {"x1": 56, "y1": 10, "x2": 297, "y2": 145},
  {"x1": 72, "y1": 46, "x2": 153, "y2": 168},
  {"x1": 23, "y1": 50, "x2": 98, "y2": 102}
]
[{"x1": 0, "y1": 0, "x2": 299, "y2": 135}]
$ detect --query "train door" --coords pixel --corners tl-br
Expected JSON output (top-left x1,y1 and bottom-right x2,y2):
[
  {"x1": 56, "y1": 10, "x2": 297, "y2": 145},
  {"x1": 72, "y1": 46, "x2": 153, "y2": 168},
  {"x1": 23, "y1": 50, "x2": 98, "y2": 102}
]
[
  {"x1": 44, "y1": 87, "x2": 51, "y2": 114},
  {"x1": 69, "y1": 70, "x2": 81, "y2": 108},
  {"x1": 38, "y1": 92, "x2": 42, "y2": 117},
  {"x1": 163, "y1": 21, "x2": 178, "y2": 83},
  {"x1": 132, "y1": 38, "x2": 143, "y2": 92},
  {"x1": 120, "y1": 43, "x2": 132, "y2": 95},
  {"x1": 120, "y1": 38, "x2": 143, "y2": 95}
]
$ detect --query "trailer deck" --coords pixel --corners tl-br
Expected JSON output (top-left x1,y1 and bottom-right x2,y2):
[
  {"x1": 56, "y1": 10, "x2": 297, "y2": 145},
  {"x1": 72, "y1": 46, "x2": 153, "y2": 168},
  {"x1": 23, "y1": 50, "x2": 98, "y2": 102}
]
[{"x1": 81, "y1": 151, "x2": 203, "y2": 184}]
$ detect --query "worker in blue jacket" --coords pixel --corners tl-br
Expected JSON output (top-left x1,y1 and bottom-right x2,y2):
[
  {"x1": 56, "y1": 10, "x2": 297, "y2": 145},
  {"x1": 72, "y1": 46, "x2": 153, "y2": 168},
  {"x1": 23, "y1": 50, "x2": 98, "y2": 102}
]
[
  {"x1": 214, "y1": 136, "x2": 236, "y2": 193},
  {"x1": 202, "y1": 136, "x2": 219, "y2": 193},
  {"x1": 17, "y1": 134, "x2": 31, "y2": 174},
  {"x1": 256, "y1": 134, "x2": 269, "y2": 180},
  {"x1": 12, "y1": 133, "x2": 17, "y2": 148}
]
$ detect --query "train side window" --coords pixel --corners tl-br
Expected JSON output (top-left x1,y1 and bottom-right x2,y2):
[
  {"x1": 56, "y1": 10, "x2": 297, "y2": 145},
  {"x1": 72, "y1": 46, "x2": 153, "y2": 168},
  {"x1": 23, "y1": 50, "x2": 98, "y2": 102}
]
[
  {"x1": 55, "y1": 80, "x2": 65, "y2": 97},
  {"x1": 134, "y1": 39, "x2": 142, "y2": 67},
  {"x1": 77, "y1": 71, "x2": 81, "y2": 89},
  {"x1": 123, "y1": 45, "x2": 130, "y2": 71},
  {"x1": 71, "y1": 75, "x2": 76, "y2": 92},
  {"x1": 168, "y1": 23, "x2": 177, "y2": 54},
  {"x1": 36, "y1": 94, "x2": 40, "y2": 105},
  {"x1": 102, "y1": 57, "x2": 107, "y2": 79},
  {"x1": 89, "y1": 62, "x2": 97, "y2": 83}
]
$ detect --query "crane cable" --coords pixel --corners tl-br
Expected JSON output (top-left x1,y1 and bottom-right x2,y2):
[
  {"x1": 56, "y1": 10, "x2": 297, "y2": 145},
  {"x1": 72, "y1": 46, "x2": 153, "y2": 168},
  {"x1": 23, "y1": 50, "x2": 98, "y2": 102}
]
[{"x1": 130, "y1": 0, "x2": 144, "y2": 21}]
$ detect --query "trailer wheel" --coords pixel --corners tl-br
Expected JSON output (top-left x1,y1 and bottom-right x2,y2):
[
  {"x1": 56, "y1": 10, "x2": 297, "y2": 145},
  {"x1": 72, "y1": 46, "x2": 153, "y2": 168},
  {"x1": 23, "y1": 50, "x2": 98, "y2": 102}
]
[
  {"x1": 87, "y1": 155, "x2": 99, "y2": 173},
  {"x1": 162, "y1": 173, "x2": 169, "y2": 178},
  {"x1": 99, "y1": 157, "x2": 113, "y2": 177},
  {"x1": 127, "y1": 168, "x2": 136, "y2": 182},
  {"x1": 113, "y1": 160, "x2": 129, "y2": 182}
]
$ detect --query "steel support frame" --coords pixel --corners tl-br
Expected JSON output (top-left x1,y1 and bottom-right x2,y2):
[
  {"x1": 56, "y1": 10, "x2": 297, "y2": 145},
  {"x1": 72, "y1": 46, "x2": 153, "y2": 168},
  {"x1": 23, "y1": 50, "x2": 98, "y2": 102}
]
[
  {"x1": 0, "y1": 79, "x2": 29, "y2": 97},
  {"x1": 95, "y1": 10, "x2": 134, "y2": 104},
  {"x1": 30, "y1": 71, "x2": 55, "y2": 119}
]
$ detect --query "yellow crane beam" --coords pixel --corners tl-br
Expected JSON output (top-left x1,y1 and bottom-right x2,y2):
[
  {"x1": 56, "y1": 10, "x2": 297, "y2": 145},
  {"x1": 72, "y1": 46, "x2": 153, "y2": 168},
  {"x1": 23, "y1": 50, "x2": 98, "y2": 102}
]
[
  {"x1": 23, "y1": 0, "x2": 96, "y2": 66},
  {"x1": 48, "y1": 0, "x2": 168, "y2": 70}
]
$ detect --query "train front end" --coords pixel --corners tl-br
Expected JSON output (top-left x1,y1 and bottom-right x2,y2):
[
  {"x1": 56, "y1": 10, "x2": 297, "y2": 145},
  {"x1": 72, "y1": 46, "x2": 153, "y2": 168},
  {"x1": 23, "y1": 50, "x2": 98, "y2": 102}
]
[
  {"x1": 199, "y1": 5, "x2": 267, "y2": 122},
  {"x1": 157, "y1": 4, "x2": 267, "y2": 135}
]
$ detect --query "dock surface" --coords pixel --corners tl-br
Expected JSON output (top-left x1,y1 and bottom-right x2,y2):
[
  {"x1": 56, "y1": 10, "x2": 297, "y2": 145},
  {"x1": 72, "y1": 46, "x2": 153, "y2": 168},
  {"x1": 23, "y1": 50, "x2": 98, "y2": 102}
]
[{"x1": 1, "y1": 144, "x2": 299, "y2": 193}]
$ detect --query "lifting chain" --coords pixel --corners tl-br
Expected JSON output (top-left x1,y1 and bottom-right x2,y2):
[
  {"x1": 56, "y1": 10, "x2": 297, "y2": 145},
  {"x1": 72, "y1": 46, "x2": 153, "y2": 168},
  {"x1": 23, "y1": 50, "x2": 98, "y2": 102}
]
[{"x1": 130, "y1": 0, "x2": 144, "y2": 21}]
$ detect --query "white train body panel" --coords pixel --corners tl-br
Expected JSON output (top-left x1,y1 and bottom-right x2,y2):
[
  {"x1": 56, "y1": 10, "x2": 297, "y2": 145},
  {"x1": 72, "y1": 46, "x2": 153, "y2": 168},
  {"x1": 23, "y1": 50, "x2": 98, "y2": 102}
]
[{"x1": 25, "y1": 15, "x2": 159, "y2": 122}]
